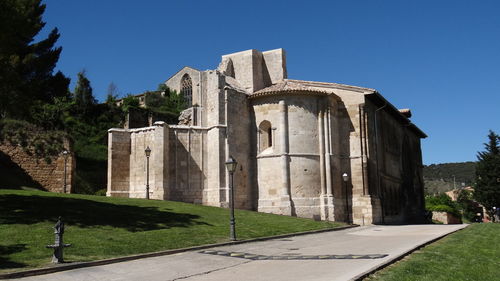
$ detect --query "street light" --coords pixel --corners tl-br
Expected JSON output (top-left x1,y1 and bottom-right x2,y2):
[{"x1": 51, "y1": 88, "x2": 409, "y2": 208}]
[
  {"x1": 62, "y1": 150, "x2": 69, "y2": 193},
  {"x1": 145, "y1": 146, "x2": 151, "y2": 200},
  {"x1": 225, "y1": 156, "x2": 237, "y2": 241},
  {"x1": 342, "y1": 172, "x2": 350, "y2": 224}
]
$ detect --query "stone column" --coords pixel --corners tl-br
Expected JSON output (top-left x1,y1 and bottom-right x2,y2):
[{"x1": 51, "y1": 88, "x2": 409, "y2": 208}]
[
  {"x1": 279, "y1": 100, "x2": 292, "y2": 215},
  {"x1": 318, "y1": 103, "x2": 326, "y2": 196},
  {"x1": 351, "y1": 104, "x2": 376, "y2": 225},
  {"x1": 321, "y1": 102, "x2": 335, "y2": 221},
  {"x1": 325, "y1": 106, "x2": 333, "y2": 196}
]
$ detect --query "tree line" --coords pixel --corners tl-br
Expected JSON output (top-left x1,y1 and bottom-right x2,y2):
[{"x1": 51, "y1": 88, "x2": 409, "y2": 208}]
[{"x1": 0, "y1": 0, "x2": 186, "y2": 194}]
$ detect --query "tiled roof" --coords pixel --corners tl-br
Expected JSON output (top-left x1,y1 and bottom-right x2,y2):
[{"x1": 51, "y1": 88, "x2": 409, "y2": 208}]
[{"x1": 250, "y1": 79, "x2": 375, "y2": 98}]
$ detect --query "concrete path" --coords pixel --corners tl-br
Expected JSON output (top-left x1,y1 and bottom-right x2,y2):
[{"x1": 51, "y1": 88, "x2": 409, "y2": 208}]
[{"x1": 11, "y1": 224, "x2": 467, "y2": 281}]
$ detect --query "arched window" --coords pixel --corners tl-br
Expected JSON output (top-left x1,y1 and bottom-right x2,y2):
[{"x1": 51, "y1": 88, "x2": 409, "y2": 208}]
[
  {"x1": 180, "y1": 74, "x2": 192, "y2": 107},
  {"x1": 258, "y1": 120, "x2": 273, "y2": 152}
]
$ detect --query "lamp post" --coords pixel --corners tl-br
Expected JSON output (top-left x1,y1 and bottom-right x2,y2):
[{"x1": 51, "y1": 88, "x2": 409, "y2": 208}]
[
  {"x1": 145, "y1": 146, "x2": 151, "y2": 200},
  {"x1": 225, "y1": 156, "x2": 237, "y2": 241},
  {"x1": 342, "y1": 172, "x2": 350, "y2": 224},
  {"x1": 62, "y1": 150, "x2": 68, "y2": 193}
]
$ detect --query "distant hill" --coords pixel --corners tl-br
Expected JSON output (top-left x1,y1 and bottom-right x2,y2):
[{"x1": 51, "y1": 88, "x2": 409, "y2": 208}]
[{"x1": 423, "y1": 162, "x2": 476, "y2": 194}]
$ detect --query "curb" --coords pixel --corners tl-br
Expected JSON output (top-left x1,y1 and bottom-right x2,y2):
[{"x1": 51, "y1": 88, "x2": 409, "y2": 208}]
[
  {"x1": 0, "y1": 224, "x2": 358, "y2": 279},
  {"x1": 351, "y1": 224, "x2": 469, "y2": 281}
]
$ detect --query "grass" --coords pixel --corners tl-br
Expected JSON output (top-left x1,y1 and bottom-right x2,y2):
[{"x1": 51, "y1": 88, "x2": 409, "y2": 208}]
[
  {"x1": 365, "y1": 223, "x2": 500, "y2": 281},
  {"x1": 0, "y1": 189, "x2": 343, "y2": 273}
]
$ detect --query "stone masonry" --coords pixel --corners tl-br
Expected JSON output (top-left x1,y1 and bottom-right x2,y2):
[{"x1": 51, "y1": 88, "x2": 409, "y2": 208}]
[
  {"x1": 0, "y1": 143, "x2": 75, "y2": 193},
  {"x1": 108, "y1": 48, "x2": 427, "y2": 225}
]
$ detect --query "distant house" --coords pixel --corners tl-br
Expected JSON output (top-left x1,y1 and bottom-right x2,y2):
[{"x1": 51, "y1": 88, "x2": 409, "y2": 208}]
[
  {"x1": 445, "y1": 186, "x2": 474, "y2": 201},
  {"x1": 445, "y1": 186, "x2": 491, "y2": 222}
]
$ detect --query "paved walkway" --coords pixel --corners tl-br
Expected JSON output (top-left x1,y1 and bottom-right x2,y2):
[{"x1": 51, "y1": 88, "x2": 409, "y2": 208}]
[{"x1": 10, "y1": 224, "x2": 467, "y2": 281}]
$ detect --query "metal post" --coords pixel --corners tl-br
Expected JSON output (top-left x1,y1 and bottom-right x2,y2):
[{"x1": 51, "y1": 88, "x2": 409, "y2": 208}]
[
  {"x1": 146, "y1": 155, "x2": 150, "y2": 200},
  {"x1": 229, "y1": 171, "x2": 236, "y2": 241},
  {"x1": 63, "y1": 157, "x2": 67, "y2": 193},
  {"x1": 344, "y1": 180, "x2": 350, "y2": 224},
  {"x1": 62, "y1": 151, "x2": 68, "y2": 193}
]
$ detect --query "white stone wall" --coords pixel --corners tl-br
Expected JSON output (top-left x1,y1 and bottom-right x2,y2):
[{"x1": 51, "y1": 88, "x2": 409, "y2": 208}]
[
  {"x1": 168, "y1": 126, "x2": 205, "y2": 204},
  {"x1": 108, "y1": 122, "x2": 169, "y2": 200},
  {"x1": 221, "y1": 49, "x2": 287, "y2": 93},
  {"x1": 252, "y1": 94, "x2": 337, "y2": 220},
  {"x1": 107, "y1": 129, "x2": 131, "y2": 197},
  {"x1": 226, "y1": 88, "x2": 254, "y2": 210}
]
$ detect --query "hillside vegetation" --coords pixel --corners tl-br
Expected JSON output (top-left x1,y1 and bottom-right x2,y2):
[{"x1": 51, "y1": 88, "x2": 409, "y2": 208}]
[{"x1": 423, "y1": 162, "x2": 476, "y2": 194}]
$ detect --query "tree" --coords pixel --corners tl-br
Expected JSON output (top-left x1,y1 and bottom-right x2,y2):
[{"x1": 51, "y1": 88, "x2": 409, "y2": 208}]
[
  {"x1": 143, "y1": 85, "x2": 188, "y2": 124},
  {"x1": 474, "y1": 130, "x2": 500, "y2": 220},
  {"x1": 457, "y1": 189, "x2": 480, "y2": 222},
  {"x1": 106, "y1": 82, "x2": 119, "y2": 102},
  {"x1": 120, "y1": 94, "x2": 140, "y2": 113},
  {"x1": 73, "y1": 71, "x2": 96, "y2": 116},
  {"x1": 0, "y1": 0, "x2": 69, "y2": 118}
]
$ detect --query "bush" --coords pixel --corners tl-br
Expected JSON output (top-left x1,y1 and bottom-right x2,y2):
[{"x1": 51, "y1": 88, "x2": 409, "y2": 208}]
[
  {"x1": 73, "y1": 156, "x2": 107, "y2": 195},
  {"x1": 457, "y1": 190, "x2": 481, "y2": 222},
  {"x1": 427, "y1": 204, "x2": 461, "y2": 217},
  {"x1": 94, "y1": 189, "x2": 107, "y2": 196},
  {"x1": 0, "y1": 119, "x2": 67, "y2": 161},
  {"x1": 426, "y1": 193, "x2": 461, "y2": 217}
]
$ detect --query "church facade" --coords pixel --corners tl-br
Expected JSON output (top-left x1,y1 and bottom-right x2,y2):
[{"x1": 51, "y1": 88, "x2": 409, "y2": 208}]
[{"x1": 107, "y1": 48, "x2": 427, "y2": 225}]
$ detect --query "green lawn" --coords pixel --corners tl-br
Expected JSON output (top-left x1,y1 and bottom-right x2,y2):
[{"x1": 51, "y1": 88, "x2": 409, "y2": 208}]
[
  {"x1": 366, "y1": 223, "x2": 500, "y2": 281},
  {"x1": 0, "y1": 189, "x2": 343, "y2": 273}
]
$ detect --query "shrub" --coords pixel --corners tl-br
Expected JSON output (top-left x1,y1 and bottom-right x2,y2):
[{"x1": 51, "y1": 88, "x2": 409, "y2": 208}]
[
  {"x1": 94, "y1": 189, "x2": 107, "y2": 196},
  {"x1": 0, "y1": 119, "x2": 67, "y2": 161},
  {"x1": 426, "y1": 193, "x2": 461, "y2": 217}
]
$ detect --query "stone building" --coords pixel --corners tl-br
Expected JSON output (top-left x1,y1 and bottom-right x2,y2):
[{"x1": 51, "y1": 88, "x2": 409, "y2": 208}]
[{"x1": 107, "y1": 48, "x2": 427, "y2": 225}]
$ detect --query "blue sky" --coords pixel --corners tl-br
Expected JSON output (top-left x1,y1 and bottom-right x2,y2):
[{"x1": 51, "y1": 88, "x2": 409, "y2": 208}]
[{"x1": 39, "y1": 0, "x2": 499, "y2": 165}]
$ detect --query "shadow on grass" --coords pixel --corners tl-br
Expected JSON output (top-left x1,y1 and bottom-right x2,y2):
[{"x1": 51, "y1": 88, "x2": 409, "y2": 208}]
[
  {"x1": 0, "y1": 195, "x2": 209, "y2": 232},
  {"x1": 0, "y1": 244, "x2": 27, "y2": 269}
]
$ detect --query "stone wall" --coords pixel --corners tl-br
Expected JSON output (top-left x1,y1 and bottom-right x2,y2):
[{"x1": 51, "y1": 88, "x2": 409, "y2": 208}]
[
  {"x1": 168, "y1": 126, "x2": 205, "y2": 204},
  {"x1": 107, "y1": 122, "x2": 169, "y2": 199},
  {"x1": 226, "y1": 88, "x2": 253, "y2": 210},
  {"x1": 165, "y1": 67, "x2": 202, "y2": 107},
  {"x1": 432, "y1": 211, "x2": 462, "y2": 224},
  {"x1": 221, "y1": 49, "x2": 287, "y2": 93},
  {"x1": 251, "y1": 94, "x2": 337, "y2": 220},
  {"x1": 0, "y1": 143, "x2": 74, "y2": 193}
]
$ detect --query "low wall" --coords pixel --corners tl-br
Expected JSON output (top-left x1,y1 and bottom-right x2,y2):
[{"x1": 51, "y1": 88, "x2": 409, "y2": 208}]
[
  {"x1": 432, "y1": 211, "x2": 462, "y2": 224},
  {"x1": 0, "y1": 143, "x2": 74, "y2": 193}
]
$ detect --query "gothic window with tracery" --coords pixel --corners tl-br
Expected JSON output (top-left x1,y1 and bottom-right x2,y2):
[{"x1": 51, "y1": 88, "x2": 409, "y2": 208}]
[{"x1": 180, "y1": 74, "x2": 192, "y2": 107}]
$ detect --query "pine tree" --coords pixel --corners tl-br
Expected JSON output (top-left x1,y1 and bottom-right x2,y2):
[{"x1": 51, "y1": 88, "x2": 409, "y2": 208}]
[
  {"x1": 73, "y1": 71, "x2": 96, "y2": 116},
  {"x1": 0, "y1": 0, "x2": 69, "y2": 118},
  {"x1": 474, "y1": 130, "x2": 500, "y2": 219}
]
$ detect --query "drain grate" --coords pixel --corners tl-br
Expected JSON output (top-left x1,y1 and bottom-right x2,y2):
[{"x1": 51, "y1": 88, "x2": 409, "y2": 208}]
[{"x1": 199, "y1": 250, "x2": 388, "y2": 260}]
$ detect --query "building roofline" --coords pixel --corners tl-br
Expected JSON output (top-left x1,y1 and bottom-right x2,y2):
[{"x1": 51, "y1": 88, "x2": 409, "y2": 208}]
[
  {"x1": 250, "y1": 79, "x2": 368, "y2": 100},
  {"x1": 163, "y1": 66, "x2": 201, "y2": 84},
  {"x1": 285, "y1": 79, "x2": 376, "y2": 94},
  {"x1": 366, "y1": 92, "x2": 427, "y2": 138}
]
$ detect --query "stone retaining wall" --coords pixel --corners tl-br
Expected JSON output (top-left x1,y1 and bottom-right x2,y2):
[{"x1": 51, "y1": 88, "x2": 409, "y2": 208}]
[
  {"x1": 432, "y1": 211, "x2": 462, "y2": 224},
  {"x1": 0, "y1": 143, "x2": 74, "y2": 193}
]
